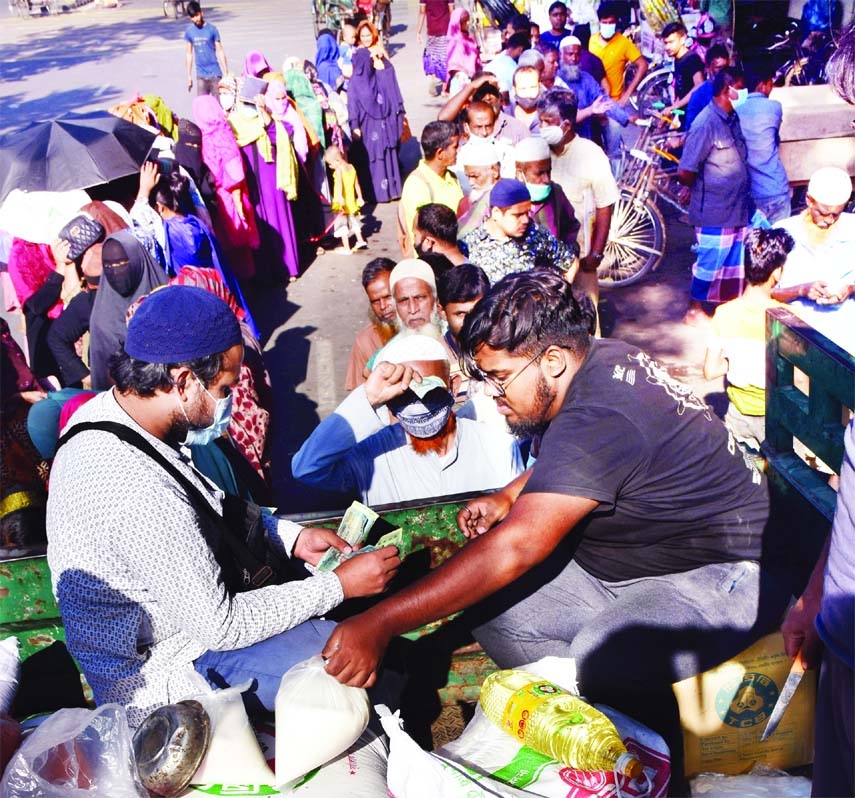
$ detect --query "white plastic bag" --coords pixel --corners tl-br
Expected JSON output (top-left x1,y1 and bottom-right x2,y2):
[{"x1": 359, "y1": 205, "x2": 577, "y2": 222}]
[
  {"x1": 378, "y1": 704, "x2": 530, "y2": 798},
  {"x1": 189, "y1": 680, "x2": 275, "y2": 786},
  {"x1": 0, "y1": 704, "x2": 148, "y2": 797},
  {"x1": 274, "y1": 654, "x2": 370, "y2": 789},
  {"x1": 691, "y1": 765, "x2": 812, "y2": 797}
]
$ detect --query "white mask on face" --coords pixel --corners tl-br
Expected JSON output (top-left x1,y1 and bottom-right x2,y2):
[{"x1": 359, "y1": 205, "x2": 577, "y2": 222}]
[
  {"x1": 599, "y1": 23, "x2": 617, "y2": 39},
  {"x1": 179, "y1": 376, "x2": 233, "y2": 447},
  {"x1": 219, "y1": 93, "x2": 235, "y2": 112},
  {"x1": 539, "y1": 124, "x2": 565, "y2": 146},
  {"x1": 730, "y1": 87, "x2": 749, "y2": 110}
]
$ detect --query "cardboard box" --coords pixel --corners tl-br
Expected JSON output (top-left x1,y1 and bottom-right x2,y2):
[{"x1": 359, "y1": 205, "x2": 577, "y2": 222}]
[{"x1": 672, "y1": 632, "x2": 816, "y2": 776}]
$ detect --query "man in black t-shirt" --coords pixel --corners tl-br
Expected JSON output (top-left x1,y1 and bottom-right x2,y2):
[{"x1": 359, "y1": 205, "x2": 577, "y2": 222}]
[
  {"x1": 322, "y1": 271, "x2": 795, "y2": 792},
  {"x1": 661, "y1": 21, "x2": 705, "y2": 115}
]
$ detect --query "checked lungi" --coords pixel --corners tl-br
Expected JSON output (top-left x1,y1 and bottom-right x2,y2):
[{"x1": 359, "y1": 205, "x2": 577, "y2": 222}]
[
  {"x1": 423, "y1": 35, "x2": 448, "y2": 82},
  {"x1": 691, "y1": 225, "x2": 746, "y2": 304}
]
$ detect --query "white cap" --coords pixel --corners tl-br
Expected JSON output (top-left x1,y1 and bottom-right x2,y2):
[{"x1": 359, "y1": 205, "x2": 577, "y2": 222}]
[
  {"x1": 389, "y1": 258, "x2": 437, "y2": 294},
  {"x1": 376, "y1": 333, "x2": 449, "y2": 364},
  {"x1": 807, "y1": 167, "x2": 852, "y2": 206},
  {"x1": 458, "y1": 138, "x2": 501, "y2": 168},
  {"x1": 514, "y1": 136, "x2": 551, "y2": 163},
  {"x1": 559, "y1": 35, "x2": 582, "y2": 49}
]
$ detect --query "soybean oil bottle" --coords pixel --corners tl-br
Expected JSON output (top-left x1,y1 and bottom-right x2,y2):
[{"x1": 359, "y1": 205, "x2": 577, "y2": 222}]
[{"x1": 480, "y1": 668, "x2": 643, "y2": 779}]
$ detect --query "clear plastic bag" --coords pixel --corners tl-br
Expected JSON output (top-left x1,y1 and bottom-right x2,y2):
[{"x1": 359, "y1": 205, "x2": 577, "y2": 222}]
[
  {"x1": 189, "y1": 680, "x2": 275, "y2": 786},
  {"x1": 0, "y1": 704, "x2": 148, "y2": 797},
  {"x1": 274, "y1": 654, "x2": 370, "y2": 789}
]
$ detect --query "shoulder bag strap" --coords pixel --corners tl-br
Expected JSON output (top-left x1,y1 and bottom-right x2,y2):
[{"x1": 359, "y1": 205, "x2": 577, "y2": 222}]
[{"x1": 56, "y1": 421, "x2": 266, "y2": 578}]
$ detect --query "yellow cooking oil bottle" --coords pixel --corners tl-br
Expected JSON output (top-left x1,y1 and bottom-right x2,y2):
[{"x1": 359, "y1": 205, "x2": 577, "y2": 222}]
[{"x1": 480, "y1": 669, "x2": 643, "y2": 779}]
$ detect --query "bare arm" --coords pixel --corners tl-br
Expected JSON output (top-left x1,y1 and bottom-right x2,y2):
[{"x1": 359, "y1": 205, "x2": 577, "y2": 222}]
[
  {"x1": 457, "y1": 466, "x2": 534, "y2": 537},
  {"x1": 583, "y1": 204, "x2": 613, "y2": 271},
  {"x1": 781, "y1": 536, "x2": 830, "y2": 668},
  {"x1": 437, "y1": 74, "x2": 496, "y2": 121},
  {"x1": 703, "y1": 345, "x2": 728, "y2": 380},
  {"x1": 619, "y1": 56, "x2": 648, "y2": 105},
  {"x1": 322, "y1": 491, "x2": 599, "y2": 686},
  {"x1": 186, "y1": 41, "x2": 194, "y2": 90},
  {"x1": 668, "y1": 69, "x2": 705, "y2": 112},
  {"x1": 771, "y1": 281, "x2": 830, "y2": 304},
  {"x1": 215, "y1": 39, "x2": 228, "y2": 76},
  {"x1": 416, "y1": 3, "x2": 426, "y2": 44}
]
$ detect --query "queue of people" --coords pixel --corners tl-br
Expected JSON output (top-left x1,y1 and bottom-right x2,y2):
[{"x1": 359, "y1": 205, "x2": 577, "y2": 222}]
[{"x1": 1, "y1": 3, "x2": 853, "y2": 797}]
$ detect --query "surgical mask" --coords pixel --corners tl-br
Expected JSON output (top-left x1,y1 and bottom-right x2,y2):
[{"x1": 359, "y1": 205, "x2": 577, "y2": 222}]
[
  {"x1": 515, "y1": 94, "x2": 540, "y2": 111},
  {"x1": 539, "y1": 124, "x2": 565, "y2": 146},
  {"x1": 526, "y1": 181, "x2": 552, "y2": 202},
  {"x1": 180, "y1": 377, "x2": 233, "y2": 446},
  {"x1": 564, "y1": 64, "x2": 581, "y2": 82},
  {"x1": 219, "y1": 93, "x2": 235, "y2": 112},
  {"x1": 730, "y1": 88, "x2": 748, "y2": 110},
  {"x1": 599, "y1": 23, "x2": 616, "y2": 40}
]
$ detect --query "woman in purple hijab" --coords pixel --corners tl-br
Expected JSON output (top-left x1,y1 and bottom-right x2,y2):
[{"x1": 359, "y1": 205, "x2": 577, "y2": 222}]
[
  {"x1": 224, "y1": 65, "x2": 304, "y2": 283},
  {"x1": 347, "y1": 46, "x2": 405, "y2": 204}
]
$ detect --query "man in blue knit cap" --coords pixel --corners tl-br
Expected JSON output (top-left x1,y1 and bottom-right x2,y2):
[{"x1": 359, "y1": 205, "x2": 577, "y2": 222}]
[
  {"x1": 459, "y1": 177, "x2": 580, "y2": 285},
  {"x1": 46, "y1": 285, "x2": 399, "y2": 727}
]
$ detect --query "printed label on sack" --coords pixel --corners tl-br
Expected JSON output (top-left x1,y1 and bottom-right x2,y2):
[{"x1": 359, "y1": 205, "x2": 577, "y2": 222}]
[{"x1": 501, "y1": 681, "x2": 567, "y2": 740}]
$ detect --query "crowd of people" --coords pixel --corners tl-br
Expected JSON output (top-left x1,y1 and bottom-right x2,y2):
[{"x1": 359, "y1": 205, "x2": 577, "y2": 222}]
[{"x1": 1, "y1": 2, "x2": 854, "y2": 796}]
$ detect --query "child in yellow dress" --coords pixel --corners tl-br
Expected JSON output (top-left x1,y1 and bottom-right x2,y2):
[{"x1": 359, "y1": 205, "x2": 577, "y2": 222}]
[{"x1": 324, "y1": 145, "x2": 367, "y2": 254}]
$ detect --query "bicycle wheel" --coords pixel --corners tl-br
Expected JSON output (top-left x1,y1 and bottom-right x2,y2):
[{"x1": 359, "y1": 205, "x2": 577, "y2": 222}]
[
  {"x1": 598, "y1": 190, "x2": 666, "y2": 287},
  {"x1": 634, "y1": 68, "x2": 673, "y2": 118}
]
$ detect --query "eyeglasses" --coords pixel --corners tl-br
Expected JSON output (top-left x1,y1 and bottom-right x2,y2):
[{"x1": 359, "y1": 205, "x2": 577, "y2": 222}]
[{"x1": 476, "y1": 347, "x2": 548, "y2": 397}]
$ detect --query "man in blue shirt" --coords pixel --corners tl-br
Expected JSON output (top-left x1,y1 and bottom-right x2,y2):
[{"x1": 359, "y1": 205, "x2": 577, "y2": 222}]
[
  {"x1": 736, "y1": 58, "x2": 791, "y2": 223},
  {"x1": 184, "y1": 1, "x2": 228, "y2": 97},
  {"x1": 677, "y1": 67, "x2": 752, "y2": 323},
  {"x1": 685, "y1": 44, "x2": 730, "y2": 130},
  {"x1": 556, "y1": 36, "x2": 627, "y2": 147}
]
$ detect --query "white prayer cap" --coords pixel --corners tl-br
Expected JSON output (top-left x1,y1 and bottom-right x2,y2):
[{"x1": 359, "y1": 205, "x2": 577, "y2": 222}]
[
  {"x1": 807, "y1": 167, "x2": 853, "y2": 206},
  {"x1": 376, "y1": 333, "x2": 449, "y2": 364},
  {"x1": 389, "y1": 258, "x2": 436, "y2": 294},
  {"x1": 514, "y1": 136, "x2": 551, "y2": 163},
  {"x1": 458, "y1": 138, "x2": 501, "y2": 168},
  {"x1": 558, "y1": 35, "x2": 582, "y2": 49}
]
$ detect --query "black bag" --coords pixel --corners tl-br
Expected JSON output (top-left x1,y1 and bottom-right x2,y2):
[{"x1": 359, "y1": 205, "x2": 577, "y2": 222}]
[
  {"x1": 56, "y1": 421, "x2": 299, "y2": 593},
  {"x1": 58, "y1": 214, "x2": 105, "y2": 261}
]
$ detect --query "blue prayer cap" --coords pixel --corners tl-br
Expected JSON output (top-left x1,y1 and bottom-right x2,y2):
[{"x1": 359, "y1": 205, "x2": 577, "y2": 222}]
[
  {"x1": 490, "y1": 178, "x2": 531, "y2": 209},
  {"x1": 125, "y1": 285, "x2": 242, "y2": 363}
]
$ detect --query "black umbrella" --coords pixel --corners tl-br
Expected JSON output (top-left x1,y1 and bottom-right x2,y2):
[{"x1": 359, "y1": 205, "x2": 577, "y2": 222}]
[{"x1": 0, "y1": 111, "x2": 157, "y2": 203}]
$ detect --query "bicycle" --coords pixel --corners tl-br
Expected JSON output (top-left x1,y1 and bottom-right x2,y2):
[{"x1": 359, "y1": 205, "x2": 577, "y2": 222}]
[
  {"x1": 598, "y1": 112, "x2": 686, "y2": 287},
  {"x1": 312, "y1": 0, "x2": 354, "y2": 37}
]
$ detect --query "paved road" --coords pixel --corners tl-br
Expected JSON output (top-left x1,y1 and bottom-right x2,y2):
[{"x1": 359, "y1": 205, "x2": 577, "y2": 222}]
[{"x1": 1, "y1": 0, "x2": 719, "y2": 510}]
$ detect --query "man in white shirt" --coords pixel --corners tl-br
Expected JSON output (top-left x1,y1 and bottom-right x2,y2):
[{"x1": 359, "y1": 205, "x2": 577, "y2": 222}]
[
  {"x1": 292, "y1": 334, "x2": 523, "y2": 506},
  {"x1": 537, "y1": 88, "x2": 619, "y2": 308}
]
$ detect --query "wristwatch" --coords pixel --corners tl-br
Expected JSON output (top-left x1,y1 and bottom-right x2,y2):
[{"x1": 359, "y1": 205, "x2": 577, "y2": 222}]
[{"x1": 590, "y1": 252, "x2": 605, "y2": 262}]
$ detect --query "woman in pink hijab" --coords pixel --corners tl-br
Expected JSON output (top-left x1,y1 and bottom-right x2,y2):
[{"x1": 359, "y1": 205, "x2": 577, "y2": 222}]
[
  {"x1": 445, "y1": 8, "x2": 481, "y2": 92},
  {"x1": 192, "y1": 94, "x2": 259, "y2": 280}
]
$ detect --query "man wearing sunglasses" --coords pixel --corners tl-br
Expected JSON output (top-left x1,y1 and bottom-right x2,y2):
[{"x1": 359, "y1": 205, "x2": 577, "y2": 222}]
[{"x1": 323, "y1": 269, "x2": 798, "y2": 794}]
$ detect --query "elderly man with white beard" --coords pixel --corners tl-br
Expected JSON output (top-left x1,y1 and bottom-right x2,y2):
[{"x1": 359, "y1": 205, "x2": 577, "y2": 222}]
[{"x1": 291, "y1": 334, "x2": 523, "y2": 506}]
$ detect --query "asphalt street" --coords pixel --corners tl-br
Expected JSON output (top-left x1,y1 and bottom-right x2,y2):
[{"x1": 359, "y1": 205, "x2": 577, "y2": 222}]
[{"x1": 1, "y1": 0, "x2": 717, "y2": 510}]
